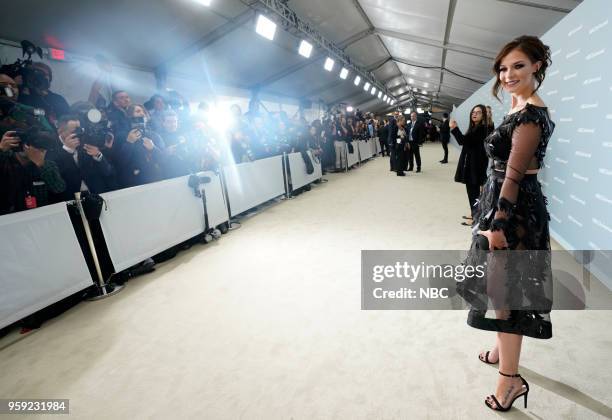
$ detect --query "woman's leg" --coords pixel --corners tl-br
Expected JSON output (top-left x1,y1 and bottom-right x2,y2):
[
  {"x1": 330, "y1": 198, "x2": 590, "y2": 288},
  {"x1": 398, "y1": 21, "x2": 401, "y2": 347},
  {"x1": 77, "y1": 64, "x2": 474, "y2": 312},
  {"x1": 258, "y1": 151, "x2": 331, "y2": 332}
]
[{"x1": 486, "y1": 332, "x2": 526, "y2": 408}]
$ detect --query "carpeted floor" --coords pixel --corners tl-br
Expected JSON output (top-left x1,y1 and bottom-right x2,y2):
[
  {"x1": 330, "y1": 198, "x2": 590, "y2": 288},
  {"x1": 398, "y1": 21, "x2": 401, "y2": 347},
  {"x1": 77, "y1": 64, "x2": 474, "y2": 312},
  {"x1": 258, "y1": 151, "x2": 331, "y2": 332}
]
[{"x1": 1, "y1": 143, "x2": 611, "y2": 419}]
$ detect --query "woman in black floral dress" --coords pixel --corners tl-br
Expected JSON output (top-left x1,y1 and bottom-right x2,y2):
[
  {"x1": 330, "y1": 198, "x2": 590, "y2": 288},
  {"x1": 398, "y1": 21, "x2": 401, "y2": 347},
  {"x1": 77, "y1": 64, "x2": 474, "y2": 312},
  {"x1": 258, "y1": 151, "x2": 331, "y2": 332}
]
[{"x1": 457, "y1": 35, "x2": 555, "y2": 412}]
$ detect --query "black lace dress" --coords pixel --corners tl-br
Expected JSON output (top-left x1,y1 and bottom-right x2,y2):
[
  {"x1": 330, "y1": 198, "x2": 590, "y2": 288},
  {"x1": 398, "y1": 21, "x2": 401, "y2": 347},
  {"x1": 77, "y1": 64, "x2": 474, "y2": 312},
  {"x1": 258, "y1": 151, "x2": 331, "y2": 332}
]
[{"x1": 457, "y1": 103, "x2": 556, "y2": 339}]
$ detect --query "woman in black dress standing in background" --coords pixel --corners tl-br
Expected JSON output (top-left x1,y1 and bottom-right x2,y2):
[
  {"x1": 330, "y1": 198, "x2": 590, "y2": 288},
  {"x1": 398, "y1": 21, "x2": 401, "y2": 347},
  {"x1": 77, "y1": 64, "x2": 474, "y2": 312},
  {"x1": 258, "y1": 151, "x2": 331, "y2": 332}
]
[
  {"x1": 449, "y1": 105, "x2": 489, "y2": 225},
  {"x1": 457, "y1": 35, "x2": 555, "y2": 412}
]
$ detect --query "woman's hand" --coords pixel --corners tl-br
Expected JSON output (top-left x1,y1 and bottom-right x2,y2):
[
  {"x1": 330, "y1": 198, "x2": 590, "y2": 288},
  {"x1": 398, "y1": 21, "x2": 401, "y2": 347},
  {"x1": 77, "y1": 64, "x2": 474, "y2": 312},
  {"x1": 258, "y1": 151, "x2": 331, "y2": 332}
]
[
  {"x1": 449, "y1": 119, "x2": 457, "y2": 130},
  {"x1": 477, "y1": 228, "x2": 508, "y2": 250}
]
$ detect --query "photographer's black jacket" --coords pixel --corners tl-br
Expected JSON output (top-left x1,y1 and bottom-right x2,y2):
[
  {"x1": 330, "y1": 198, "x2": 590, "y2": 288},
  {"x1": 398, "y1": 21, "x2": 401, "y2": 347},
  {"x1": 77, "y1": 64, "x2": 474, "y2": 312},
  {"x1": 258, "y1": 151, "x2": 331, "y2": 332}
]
[
  {"x1": 19, "y1": 91, "x2": 70, "y2": 126},
  {"x1": 47, "y1": 147, "x2": 116, "y2": 201}
]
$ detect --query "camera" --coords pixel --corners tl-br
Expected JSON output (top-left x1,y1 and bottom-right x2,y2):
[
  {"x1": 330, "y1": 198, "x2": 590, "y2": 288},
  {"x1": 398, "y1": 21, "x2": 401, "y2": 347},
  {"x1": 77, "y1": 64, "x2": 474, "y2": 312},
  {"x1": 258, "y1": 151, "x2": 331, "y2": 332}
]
[
  {"x1": 13, "y1": 127, "x2": 57, "y2": 152},
  {"x1": 0, "y1": 40, "x2": 47, "y2": 92},
  {"x1": 130, "y1": 116, "x2": 150, "y2": 140},
  {"x1": 75, "y1": 108, "x2": 112, "y2": 148}
]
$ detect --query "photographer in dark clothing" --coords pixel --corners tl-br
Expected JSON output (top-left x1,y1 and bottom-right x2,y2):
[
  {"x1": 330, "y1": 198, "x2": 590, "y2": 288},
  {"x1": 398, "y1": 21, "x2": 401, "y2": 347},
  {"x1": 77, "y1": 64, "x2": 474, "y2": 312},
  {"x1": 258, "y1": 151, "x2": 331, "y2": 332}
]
[
  {"x1": 116, "y1": 104, "x2": 166, "y2": 188},
  {"x1": 0, "y1": 130, "x2": 65, "y2": 215},
  {"x1": 0, "y1": 73, "x2": 55, "y2": 134},
  {"x1": 18, "y1": 62, "x2": 70, "y2": 127},
  {"x1": 159, "y1": 110, "x2": 193, "y2": 178},
  {"x1": 107, "y1": 90, "x2": 132, "y2": 147},
  {"x1": 47, "y1": 115, "x2": 116, "y2": 202}
]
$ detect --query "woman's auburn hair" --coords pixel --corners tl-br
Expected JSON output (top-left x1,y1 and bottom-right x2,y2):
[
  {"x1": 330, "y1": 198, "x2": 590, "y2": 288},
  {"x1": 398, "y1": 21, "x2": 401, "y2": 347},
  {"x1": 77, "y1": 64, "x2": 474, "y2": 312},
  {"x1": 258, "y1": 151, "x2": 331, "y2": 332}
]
[{"x1": 491, "y1": 35, "x2": 552, "y2": 101}]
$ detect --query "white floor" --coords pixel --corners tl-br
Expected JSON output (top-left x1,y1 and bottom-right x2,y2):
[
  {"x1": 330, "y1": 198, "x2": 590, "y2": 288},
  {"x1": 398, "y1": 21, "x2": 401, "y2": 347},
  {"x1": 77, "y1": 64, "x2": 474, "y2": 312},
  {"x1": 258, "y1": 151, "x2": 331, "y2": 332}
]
[{"x1": 1, "y1": 144, "x2": 611, "y2": 419}]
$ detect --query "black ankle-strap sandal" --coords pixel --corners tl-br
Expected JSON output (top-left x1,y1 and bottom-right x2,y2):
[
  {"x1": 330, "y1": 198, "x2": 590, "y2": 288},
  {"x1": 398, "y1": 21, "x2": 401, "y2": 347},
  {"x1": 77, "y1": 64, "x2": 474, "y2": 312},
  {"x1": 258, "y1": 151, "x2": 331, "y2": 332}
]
[
  {"x1": 485, "y1": 371, "x2": 530, "y2": 412},
  {"x1": 478, "y1": 350, "x2": 498, "y2": 365}
]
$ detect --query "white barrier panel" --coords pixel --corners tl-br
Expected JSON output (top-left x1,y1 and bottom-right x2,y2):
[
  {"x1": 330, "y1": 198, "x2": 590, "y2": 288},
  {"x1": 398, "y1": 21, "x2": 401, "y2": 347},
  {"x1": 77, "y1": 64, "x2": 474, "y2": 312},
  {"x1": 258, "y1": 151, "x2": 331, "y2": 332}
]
[
  {"x1": 0, "y1": 203, "x2": 93, "y2": 329},
  {"x1": 287, "y1": 151, "x2": 322, "y2": 190},
  {"x1": 99, "y1": 175, "x2": 208, "y2": 272},
  {"x1": 373, "y1": 137, "x2": 381, "y2": 155},
  {"x1": 347, "y1": 142, "x2": 359, "y2": 168},
  {"x1": 358, "y1": 140, "x2": 373, "y2": 161},
  {"x1": 224, "y1": 155, "x2": 286, "y2": 217},
  {"x1": 198, "y1": 171, "x2": 230, "y2": 228}
]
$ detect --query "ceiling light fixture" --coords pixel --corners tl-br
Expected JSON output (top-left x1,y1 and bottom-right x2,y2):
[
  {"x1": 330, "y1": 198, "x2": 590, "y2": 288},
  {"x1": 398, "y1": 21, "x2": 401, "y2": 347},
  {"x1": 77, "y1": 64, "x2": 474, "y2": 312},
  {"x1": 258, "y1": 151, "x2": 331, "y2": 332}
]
[{"x1": 255, "y1": 15, "x2": 276, "y2": 41}]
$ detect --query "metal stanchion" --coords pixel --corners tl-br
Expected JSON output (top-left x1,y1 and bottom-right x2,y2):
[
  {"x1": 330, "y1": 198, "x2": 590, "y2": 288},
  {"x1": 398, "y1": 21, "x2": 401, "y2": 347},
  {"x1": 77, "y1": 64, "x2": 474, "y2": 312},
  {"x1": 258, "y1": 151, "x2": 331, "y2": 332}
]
[
  {"x1": 74, "y1": 192, "x2": 123, "y2": 300},
  {"x1": 219, "y1": 167, "x2": 241, "y2": 231},
  {"x1": 282, "y1": 152, "x2": 293, "y2": 199}
]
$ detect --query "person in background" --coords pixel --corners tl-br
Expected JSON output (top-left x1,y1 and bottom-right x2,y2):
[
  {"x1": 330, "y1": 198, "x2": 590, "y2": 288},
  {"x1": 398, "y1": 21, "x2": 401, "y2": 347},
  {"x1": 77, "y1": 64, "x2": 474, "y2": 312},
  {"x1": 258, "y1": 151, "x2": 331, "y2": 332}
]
[
  {"x1": 144, "y1": 94, "x2": 167, "y2": 133},
  {"x1": 486, "y1": 105, "x2": 495, "y2": 133},
  {"x1": 18, "y1": 62, "x2": 70, "y2": 127},
  {"x1": 378, "y1": 118, "x2": 389, "y2": 157},
  {"x1": 116, "y1": 104, "x2": 166, "y2": 188},
  {"x1": 440, "y1": 112, "x2": 450, "y2": 164},
  {"x1": 406, "y1": 111, "x2": 425, "y2": 173},
  {"x1": 387, "y1": 114, "x2": 398, "y2": 172},
  {"x1": 159, "y1": 110, "x2": 193, "y2": 177},
  {"x1": 450, "y1": 104, "x2": 489, "y2": 225},
  {"x1": 47, "y1": 115, "x2": 116, "y2": 202},
  {"x1": 107, "y1": 90, "x2": 132, "y2": 147},
  {"x1": 395, "y1": 116, "x2": 408, "y2": 176},
  {"x1": 0, "y1": 130, "x2": 65, "y2": 215},
  {"x1": 88, "y1": 54, "x2": 114, "y2": 110}
]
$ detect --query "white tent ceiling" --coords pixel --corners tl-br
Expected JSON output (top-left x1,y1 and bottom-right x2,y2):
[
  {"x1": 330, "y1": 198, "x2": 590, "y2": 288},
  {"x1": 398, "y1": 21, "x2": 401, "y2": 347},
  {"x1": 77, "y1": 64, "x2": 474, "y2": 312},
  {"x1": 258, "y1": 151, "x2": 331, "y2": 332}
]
[{"x1": 0, "y1": 0, "x2": 581, "y2": 113}]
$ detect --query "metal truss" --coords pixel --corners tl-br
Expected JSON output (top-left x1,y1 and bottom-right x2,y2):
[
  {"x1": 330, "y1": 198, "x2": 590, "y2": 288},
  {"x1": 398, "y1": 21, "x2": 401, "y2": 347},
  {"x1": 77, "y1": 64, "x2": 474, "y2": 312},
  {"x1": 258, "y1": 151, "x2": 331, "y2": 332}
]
[{"x1": 255, "y1": 0, "x2": 399, "y2": 104}]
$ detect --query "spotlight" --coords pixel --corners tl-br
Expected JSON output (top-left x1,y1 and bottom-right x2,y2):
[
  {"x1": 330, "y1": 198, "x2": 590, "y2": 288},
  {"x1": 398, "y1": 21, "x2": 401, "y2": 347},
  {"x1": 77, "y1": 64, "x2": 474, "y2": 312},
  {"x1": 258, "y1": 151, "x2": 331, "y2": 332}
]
[
  {"x1": 417, "y1": 107, "x2": 424, "y2": 113},
  {"x1": 298, "y1": 40, "x2": 313, "y2": 58},
  {"x1": 255, "y1": 15, "x2": 276, "y2": 41},
  {"x1": 408, "y1": 78, "x2": 414, "y2": 84},
  {"x1": 383, "y1": 95, "x2": 388, "y2": 101},
  {"x1": 378, "y1": 91, "x2": 382, "y2": 99},
  {"x1": 363, "y1": 82, "x2": 371, "y2": 91},
  {"x1": 404, "y1": 108, "x2": 411, "y2": 114},
  {"x1": 339, "y1": 68, "x2": 349, "y2": 79},
  {"x1": 422, "y1": 90, "x2": 427, "y2": 94},
  {"x1": 391, "y1": 100, "x2": 395, "y2": 105},
  {"x1": 354, "y1": 75, "x2": 361, "y2": 86},
  {"x1": 371, "y1": 87, "x2": 376, "y2": 95},
  {"x1": 347, "y1": 106, "x2": 354, "y2": 112},
  {"x1": 324, "y1": 57, "x2": 335, "y2": 71}
]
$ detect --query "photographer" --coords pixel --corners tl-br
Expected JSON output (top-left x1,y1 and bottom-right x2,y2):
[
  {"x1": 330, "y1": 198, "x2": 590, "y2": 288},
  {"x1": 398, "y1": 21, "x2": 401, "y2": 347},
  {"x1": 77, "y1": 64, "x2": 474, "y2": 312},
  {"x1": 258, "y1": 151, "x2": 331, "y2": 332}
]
[
  {"x1": 0, "y1": 73, "x2": 55, "y2": 134},
  {"x1": 116, "y1": 104, "x2": 166, "y2": 188},
  {"x1": 18, "y1": 62, "x2": 70, "y2": 126},
  {"x1": 159, "y1": 110, "x2": 193, "y2": 178},
  {"x1": 47, "y1": 115, "x2": 116, "y2": 201},
  {"x1": 107, "y1": 90, "x2": 132, "y2": 146},
  {"x1": 0, "y1": 130, "x2": 66, "y2": 215}
]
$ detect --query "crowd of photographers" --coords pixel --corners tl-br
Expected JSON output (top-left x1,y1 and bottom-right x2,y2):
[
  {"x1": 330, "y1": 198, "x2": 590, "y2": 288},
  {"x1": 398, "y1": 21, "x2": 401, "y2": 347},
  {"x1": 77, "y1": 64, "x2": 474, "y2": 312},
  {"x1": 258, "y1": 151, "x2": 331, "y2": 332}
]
[{"x1": 0, "y1": 58, "x2": 387, "y2": 216}]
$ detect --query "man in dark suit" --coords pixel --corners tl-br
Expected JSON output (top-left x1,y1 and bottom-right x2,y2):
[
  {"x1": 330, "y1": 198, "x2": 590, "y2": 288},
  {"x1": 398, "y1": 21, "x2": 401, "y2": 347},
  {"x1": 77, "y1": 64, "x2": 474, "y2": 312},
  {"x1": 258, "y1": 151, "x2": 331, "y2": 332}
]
[
  {"x1": 440, "y1": 112, "x2": 450, "y2": 163},
  {"x1": 48, "y1": 115, "x2": 116, "y2": 202},
  {"x1": 387, "y1": 115, "x2": 398, "y2": 172},
  {"x1": 406, "y1": 111, "x2": 425, "y2": 172}
]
